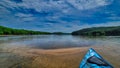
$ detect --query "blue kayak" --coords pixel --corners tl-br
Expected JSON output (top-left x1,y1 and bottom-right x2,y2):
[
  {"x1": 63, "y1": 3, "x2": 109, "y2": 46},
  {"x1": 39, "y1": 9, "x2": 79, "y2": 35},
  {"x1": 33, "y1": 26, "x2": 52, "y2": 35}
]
[{"x1": 80, "y1": 48, "x2": 114, "y2": 68}]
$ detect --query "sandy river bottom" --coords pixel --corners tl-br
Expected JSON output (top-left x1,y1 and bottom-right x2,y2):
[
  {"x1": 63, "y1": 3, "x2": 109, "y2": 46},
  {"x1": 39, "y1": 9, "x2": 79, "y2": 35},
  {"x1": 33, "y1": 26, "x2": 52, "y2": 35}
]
[{"x1": 0, "y1": 45, "x2": 120, "y2": 68}]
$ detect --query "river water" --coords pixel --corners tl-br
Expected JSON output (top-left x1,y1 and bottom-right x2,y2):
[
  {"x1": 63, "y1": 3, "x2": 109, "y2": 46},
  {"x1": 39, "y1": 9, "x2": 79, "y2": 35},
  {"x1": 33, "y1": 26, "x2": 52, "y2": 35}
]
[
  {"x1": 0, "y1": 35, "x2": 120, "y2": 68},
  {"x1": 0, "y1": 35, "x2": 120, "y2": 49}
]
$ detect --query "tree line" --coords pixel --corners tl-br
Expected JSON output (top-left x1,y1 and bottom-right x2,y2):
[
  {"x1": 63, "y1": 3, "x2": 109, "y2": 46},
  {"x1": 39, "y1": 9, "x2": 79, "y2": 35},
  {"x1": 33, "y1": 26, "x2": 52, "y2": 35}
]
[
  {"x1": 72, "y1": 26, "x2": 120, "y2": 36},
  {"x1": 0, "y1": 26, "x2": 51, "y2": 35}
]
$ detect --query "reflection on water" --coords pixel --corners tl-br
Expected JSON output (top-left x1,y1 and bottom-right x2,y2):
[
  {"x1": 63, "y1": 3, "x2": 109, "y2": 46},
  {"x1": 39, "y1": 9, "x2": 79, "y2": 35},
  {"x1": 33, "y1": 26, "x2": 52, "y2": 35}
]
[
  {"x1": 0, "y1": 35, "x2": 120, "y2": 68},
  {"x1": 0, "y1": 35, "x2": 120, "y2": 49}
]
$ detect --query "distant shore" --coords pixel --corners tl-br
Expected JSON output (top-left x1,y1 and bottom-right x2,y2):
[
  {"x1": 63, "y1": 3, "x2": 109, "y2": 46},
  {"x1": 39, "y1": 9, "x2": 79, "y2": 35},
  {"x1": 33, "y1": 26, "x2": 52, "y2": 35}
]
[
  {"x1": 0, "y1": 26, "x2": 70, "y2": 35},
  {"x1": 72, "y1": 26, "x2": 120, "y2": 36}
]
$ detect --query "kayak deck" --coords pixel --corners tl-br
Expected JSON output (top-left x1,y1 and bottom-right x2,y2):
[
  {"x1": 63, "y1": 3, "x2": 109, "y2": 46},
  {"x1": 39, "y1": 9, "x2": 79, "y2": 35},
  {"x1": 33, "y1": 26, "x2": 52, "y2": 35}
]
[{"x1": 80, "y1": 48, "x2": 114, "y2": 68}]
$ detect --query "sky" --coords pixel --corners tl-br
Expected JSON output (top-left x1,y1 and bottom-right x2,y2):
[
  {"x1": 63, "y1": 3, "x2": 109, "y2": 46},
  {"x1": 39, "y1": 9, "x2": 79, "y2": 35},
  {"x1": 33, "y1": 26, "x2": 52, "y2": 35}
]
[{"x1": 0, "y1": 0, "x2": 120, "y2": 32}]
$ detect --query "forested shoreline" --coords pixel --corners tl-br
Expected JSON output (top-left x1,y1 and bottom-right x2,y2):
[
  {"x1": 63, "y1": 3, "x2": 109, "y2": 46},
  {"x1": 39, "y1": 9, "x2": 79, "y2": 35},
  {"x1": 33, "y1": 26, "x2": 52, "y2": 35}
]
[
  {"x1": 0, "y1": 26, "x2": 51, "y2": 35},
  {"x1": 72, "y1": 26, "x2": 120, "y2": 36},
  {"x1": 1, "y1": 25, "x2": 120, "y2": 36}
]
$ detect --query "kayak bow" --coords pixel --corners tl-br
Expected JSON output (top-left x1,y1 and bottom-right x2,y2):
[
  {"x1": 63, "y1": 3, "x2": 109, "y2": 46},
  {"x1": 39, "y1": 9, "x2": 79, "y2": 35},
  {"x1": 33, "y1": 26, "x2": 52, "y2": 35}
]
[{"x1": 80, "y1": 48, "x2": 114, "y2": 68}]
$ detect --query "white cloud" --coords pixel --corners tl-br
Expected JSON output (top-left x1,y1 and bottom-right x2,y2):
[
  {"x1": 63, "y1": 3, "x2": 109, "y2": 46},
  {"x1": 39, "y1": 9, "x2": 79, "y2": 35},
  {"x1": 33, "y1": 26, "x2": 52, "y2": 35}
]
[
  {"x1": 108, "y1": 17, "x2": 120, "y2": 20},
  {"x1": 0, "y1": 0, "x2": 120, "y2": 32},
  {"x1": 14, "y1": 13, "x2": 35, "y2": 22},
  {"x1": 92, "y1": 22, "x2": 120, "y2": 27},
  {"x1": 1, "y1": 0, "x2": 113, "y2": 13},
  {"x1": 67, "y1": 0, "x2": 113, "y2": 10},
  {"x1": 22, "y1": 17, "x2": 35, "y2": 22},
  {"x1": 15, "y1": 13, "x2": 32, "y2": 17}
]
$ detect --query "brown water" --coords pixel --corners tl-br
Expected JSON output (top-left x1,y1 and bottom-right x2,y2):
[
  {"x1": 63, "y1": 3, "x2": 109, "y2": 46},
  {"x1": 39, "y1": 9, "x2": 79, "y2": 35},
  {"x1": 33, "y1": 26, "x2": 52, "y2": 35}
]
[{"x1": 0, "y1": 35, "x2": 120, "y2": 68}]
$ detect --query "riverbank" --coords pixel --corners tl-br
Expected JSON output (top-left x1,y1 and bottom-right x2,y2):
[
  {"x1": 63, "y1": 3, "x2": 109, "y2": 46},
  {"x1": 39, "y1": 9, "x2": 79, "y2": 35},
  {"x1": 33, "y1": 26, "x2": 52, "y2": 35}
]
[{"x1": 2, "y1": 46, "x2": 119, "y2": 68}]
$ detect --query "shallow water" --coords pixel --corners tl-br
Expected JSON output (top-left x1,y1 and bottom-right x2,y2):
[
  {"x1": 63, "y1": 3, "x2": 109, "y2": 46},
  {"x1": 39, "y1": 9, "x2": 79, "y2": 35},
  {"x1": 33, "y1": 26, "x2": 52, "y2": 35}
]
[
  {"x1": 0, "y1": 35, "x2": 120, "y2": 68},
  {"x1": 0, "y1": 35, "x2": 120, "y2": 49}
]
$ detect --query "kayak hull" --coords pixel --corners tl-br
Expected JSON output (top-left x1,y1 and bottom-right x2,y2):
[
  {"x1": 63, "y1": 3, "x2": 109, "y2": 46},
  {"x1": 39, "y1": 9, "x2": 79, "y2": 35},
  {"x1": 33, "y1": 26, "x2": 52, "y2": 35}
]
[{"x1": 80, "y1": 48, "x2": 114, "y2": 68}]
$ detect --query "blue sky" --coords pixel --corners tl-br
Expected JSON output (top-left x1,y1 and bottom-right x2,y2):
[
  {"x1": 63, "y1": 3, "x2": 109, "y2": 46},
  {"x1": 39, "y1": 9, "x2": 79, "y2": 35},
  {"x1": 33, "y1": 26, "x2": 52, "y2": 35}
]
[{"x1": 0, "y1": 0, "x2": 120, "y2": 32}]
